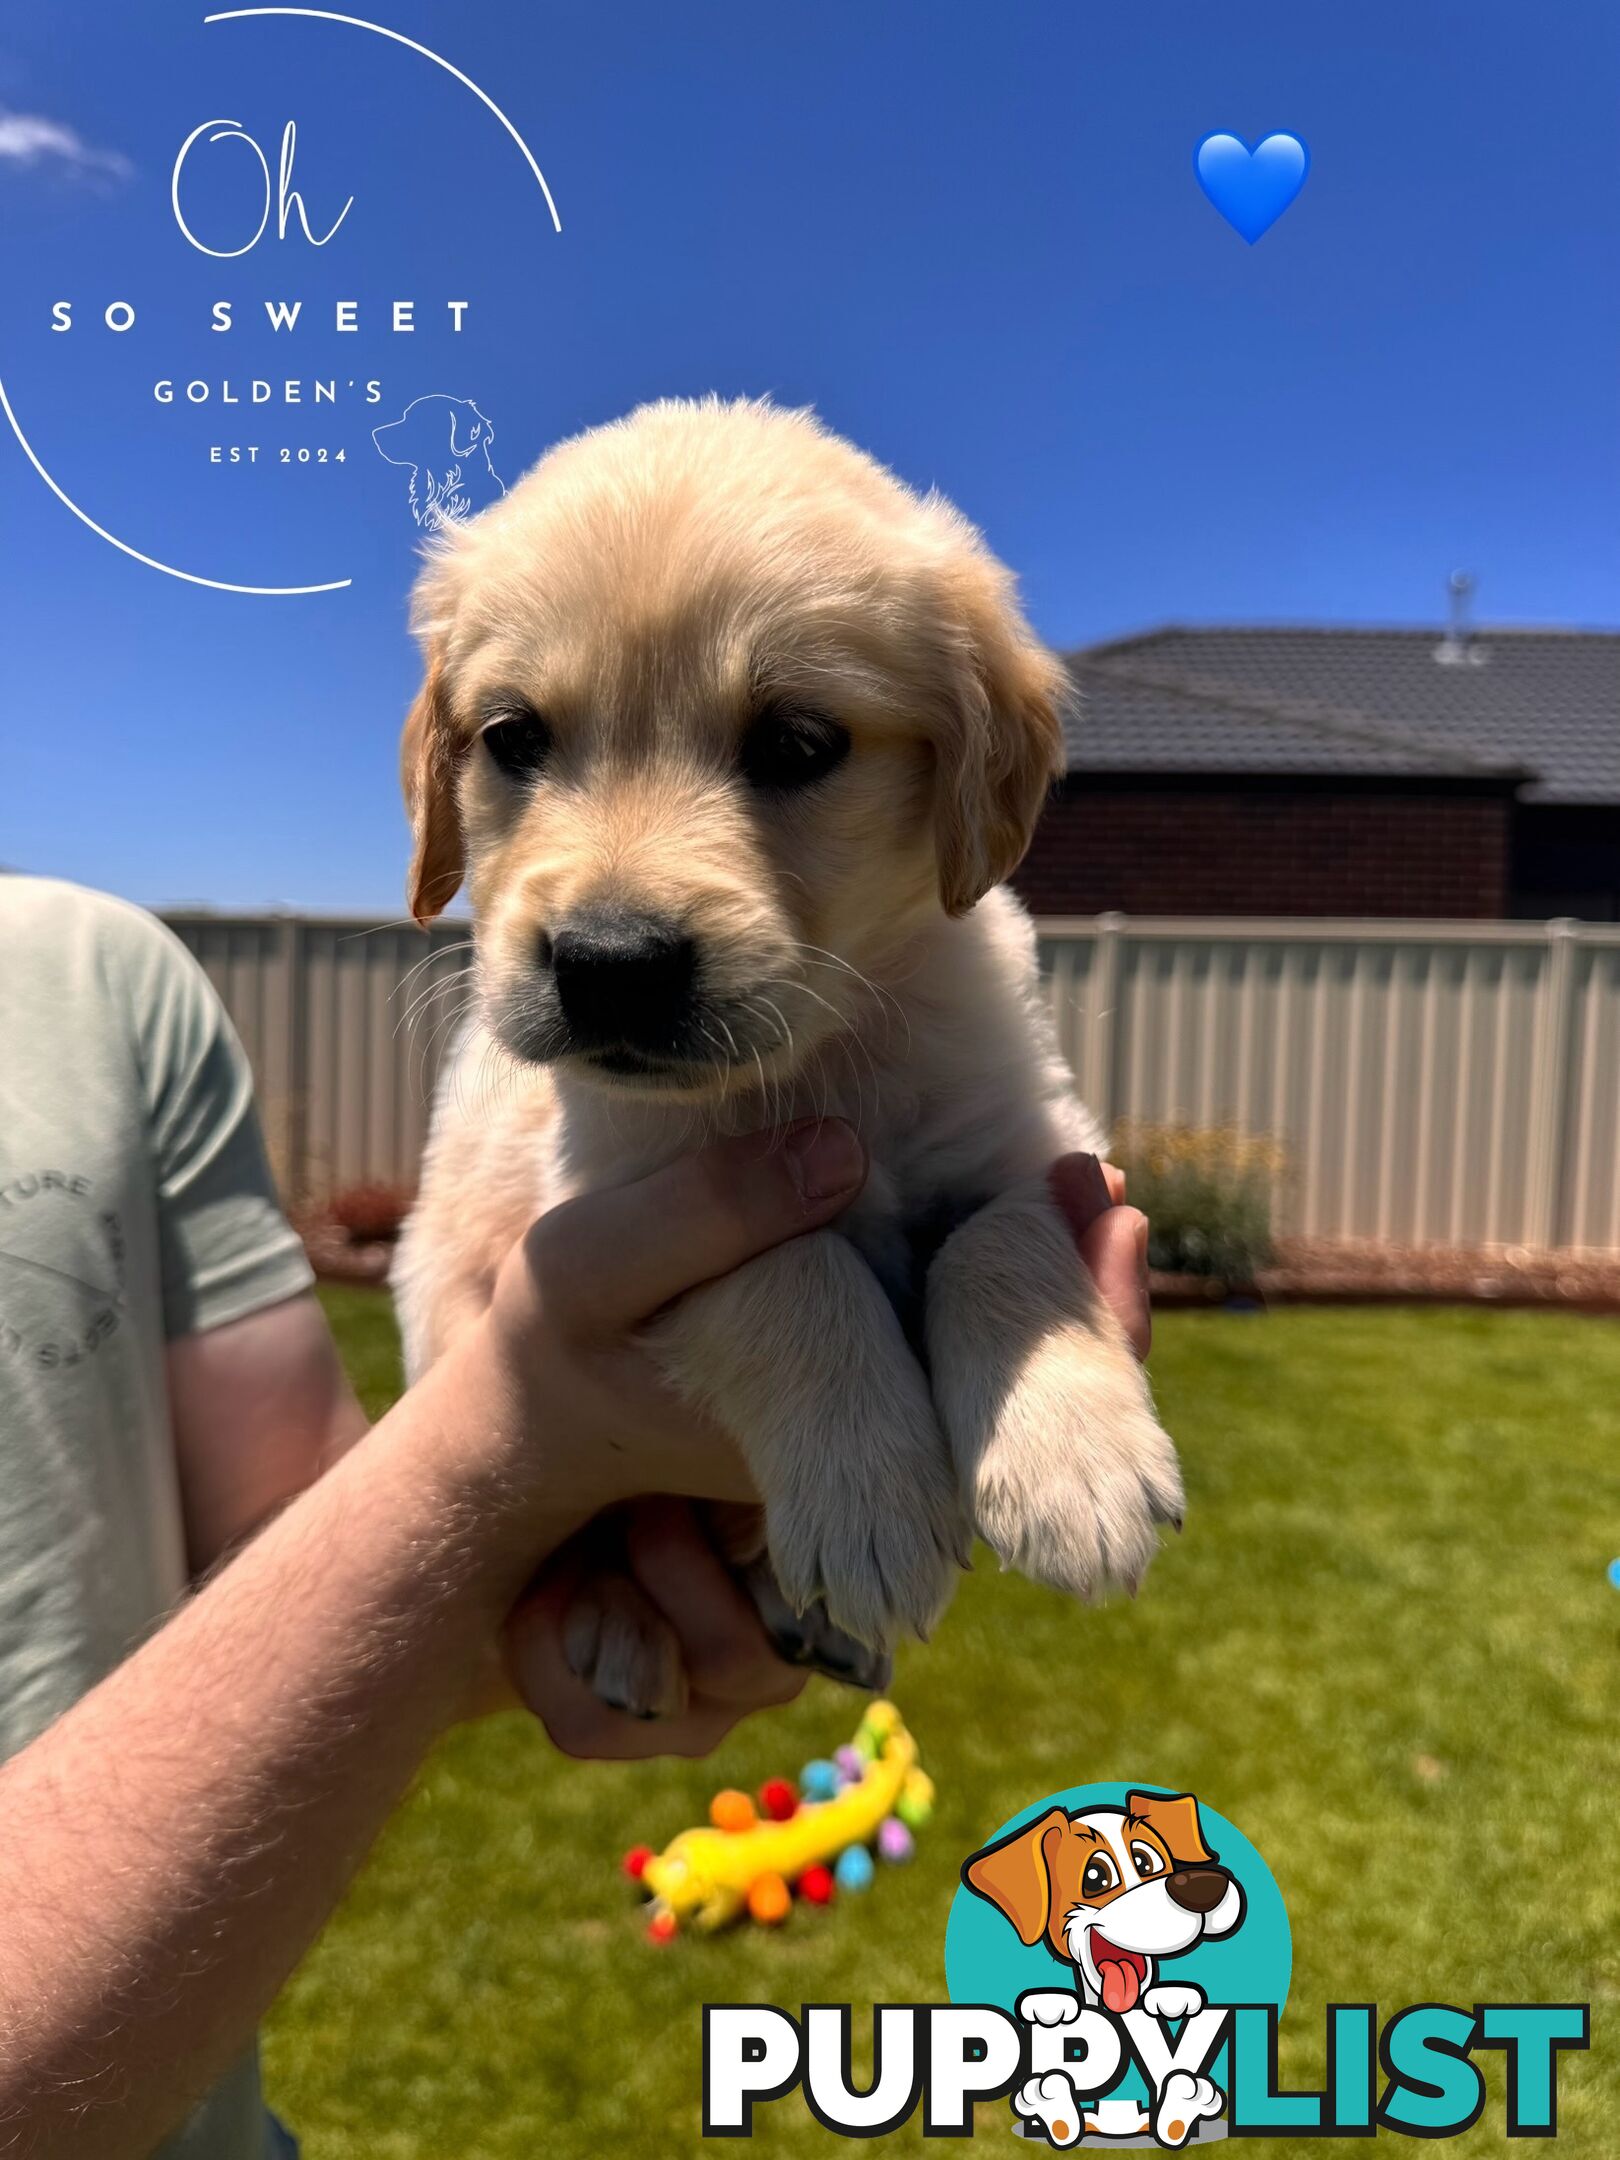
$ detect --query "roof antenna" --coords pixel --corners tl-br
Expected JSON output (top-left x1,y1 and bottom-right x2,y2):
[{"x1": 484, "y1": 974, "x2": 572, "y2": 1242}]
[{"x1": 1435, "y1": 570, "x2": 1484, "y2": 666}]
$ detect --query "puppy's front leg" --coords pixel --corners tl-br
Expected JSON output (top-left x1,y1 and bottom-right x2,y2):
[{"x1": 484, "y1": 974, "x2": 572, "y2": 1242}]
[
  {"x1": 647, "y1": 1231, "x2": 966, "y2": 1650},
  {"x1": 926, "y1": 1177, "x2": 1183, "y2": 1599}
]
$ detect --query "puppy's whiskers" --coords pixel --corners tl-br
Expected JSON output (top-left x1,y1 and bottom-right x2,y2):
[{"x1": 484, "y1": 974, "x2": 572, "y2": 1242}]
[
  {"x1": 396, "y1": 963, "x2": 473, "y2": 1046},
  {"x1": 393, "y1": 936, "x2": 474, "y2": 1009},
  {"x1": 397, "y1": 960, "x2": 479, "y2": 1107},
  {"x1": 788, "y1": 940, "x2": 910, "y2": 1054}
]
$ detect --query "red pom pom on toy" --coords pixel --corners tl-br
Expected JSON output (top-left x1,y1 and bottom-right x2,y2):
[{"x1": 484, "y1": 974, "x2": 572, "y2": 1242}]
[
  {"x1": 646, "y1": 1909, "x2": 678, "y2": 1944},
  {"x1": 622, "y1": 1845, "x2": 653, "y2": 1881},
  {"x1": 798, "y1": 1864, "x2": 835, "y2": 1905},
  {"x1": 759, "y1": 1778, "x2": 798, "y2": 1821}
]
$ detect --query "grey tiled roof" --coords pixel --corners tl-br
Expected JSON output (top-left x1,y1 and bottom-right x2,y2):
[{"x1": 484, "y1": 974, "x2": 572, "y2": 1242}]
[{"x1": 1062, "y1": 626, "x2": 1620, "y2": 801}]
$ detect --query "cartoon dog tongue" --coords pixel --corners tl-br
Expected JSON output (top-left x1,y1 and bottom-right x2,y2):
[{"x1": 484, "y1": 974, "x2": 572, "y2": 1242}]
[{"x1": 1094, "y1": 1944, "x2": 1142, "y2": 2013}]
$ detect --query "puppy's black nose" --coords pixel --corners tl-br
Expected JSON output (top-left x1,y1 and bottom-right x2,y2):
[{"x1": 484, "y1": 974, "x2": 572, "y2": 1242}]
[
  {"x1": 1165, "y1": 1866, "x2": 1230, "y2": 1914},
  {"x1": 549, "y1": 908, "x2": 697, "y2": 1054}
]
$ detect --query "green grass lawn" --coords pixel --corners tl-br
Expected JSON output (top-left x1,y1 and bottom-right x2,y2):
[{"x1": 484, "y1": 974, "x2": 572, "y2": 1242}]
[{"x1": 265, "y1": 1293, "x2": 1620, "y2": 2155}]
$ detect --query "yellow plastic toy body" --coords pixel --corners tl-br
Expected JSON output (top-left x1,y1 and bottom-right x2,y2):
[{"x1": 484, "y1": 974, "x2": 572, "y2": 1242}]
[{"x1": 643, "y1": 1703, "x2": 921, "y2": 1933}]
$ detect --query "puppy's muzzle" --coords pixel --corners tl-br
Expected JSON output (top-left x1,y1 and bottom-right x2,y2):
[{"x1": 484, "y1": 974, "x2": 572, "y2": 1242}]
[
  {"x1": 1165, "y1": 1866, "x2": 1231, "y2": 1914},
  {"x1": 549, "y1": 906, "x2": 698, "y2": 1061}
]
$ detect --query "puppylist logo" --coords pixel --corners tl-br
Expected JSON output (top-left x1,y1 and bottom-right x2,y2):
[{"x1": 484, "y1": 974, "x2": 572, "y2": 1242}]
[
  {"x1": 703, "y1": 1784, "x2": 1588, "y2": 2145},
  {"x1": 0, "y1": 9, "x2": 558, "y2": 595}
]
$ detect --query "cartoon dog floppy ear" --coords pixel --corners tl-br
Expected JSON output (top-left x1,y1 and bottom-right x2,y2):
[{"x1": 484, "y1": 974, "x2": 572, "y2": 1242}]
[
  {"x1": 962, "y1": 1806, "x2": 1074, "y2": 1952},
  {"x1": 1124, "y1": 1790, "x2": 1247, "y2": 1937},
  {"x1": 1124, "y1": 1790, "x2": 1214, "y2": 1867}
]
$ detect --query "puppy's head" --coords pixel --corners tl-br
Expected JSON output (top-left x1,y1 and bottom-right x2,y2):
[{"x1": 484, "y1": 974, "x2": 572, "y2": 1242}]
[
  {"x1": 399, "y1": 397, "x2": 1063, "y2": 1094},
  {"x1": 962, "y1": 1792, "x2": 1244, "y2": 2006},
  {"x1": 375, "y1": 395, "x2": 490, "y2": 476}
]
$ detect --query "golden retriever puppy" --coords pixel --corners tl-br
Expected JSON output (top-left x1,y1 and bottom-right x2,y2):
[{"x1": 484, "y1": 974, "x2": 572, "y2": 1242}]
[{"x1": 392, "y1": 398, "x2": 1182, "y2": 1716}]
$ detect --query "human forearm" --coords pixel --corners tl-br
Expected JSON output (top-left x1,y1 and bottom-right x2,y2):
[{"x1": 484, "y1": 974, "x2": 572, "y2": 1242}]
[{"x1": 0, "y1": 1329, "x2": 546, "y2": 2160}]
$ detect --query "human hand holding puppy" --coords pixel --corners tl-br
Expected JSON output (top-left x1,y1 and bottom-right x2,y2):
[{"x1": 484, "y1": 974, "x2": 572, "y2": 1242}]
[{"x1": 498, "y1": 1135, "x2": 1153, "y2": 1760}]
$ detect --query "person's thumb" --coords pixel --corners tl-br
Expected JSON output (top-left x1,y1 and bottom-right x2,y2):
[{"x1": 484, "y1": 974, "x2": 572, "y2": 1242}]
[{"x1": 520, "y1": 1119, "x2": 867, "y2": 1335}]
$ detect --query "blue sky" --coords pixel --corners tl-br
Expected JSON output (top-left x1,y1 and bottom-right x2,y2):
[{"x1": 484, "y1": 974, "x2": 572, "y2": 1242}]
[{"x1": 2, "y1": 0, "x2": 1615, "y2": 910}]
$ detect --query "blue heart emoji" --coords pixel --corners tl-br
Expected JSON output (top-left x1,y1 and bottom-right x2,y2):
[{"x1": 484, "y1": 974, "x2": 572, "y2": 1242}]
[{"x1": 1195, "y1": 132, "x2": 1309, "y2": 243}]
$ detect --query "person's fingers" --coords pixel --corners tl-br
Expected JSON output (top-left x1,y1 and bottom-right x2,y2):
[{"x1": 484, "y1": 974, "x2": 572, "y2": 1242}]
[
  {"x1": 1048, "y1": 1154, "x2": 1151, "y2": 1360},
  {"x1": 623, "y1": 1499, "x2": 804, "y2": 1709},
  {"x1": 525, "y1": 1120, "x2": 867, "y2": 1336},
  {"x1": 504, "y1": 1562, "x2": 758, "y2": 1761},
  {"x1": 1079, "y1": 1204, "x2": 1152, "y2": 1360},
  {"x1": 1048, "y1": 1151, "x2": 1115, "y2": 1242}
]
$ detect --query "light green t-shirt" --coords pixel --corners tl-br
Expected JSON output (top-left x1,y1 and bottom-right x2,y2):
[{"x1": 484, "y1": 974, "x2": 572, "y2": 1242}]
[{"x1": 0, "y1": 876, "x2": 315, "y2": 2159}]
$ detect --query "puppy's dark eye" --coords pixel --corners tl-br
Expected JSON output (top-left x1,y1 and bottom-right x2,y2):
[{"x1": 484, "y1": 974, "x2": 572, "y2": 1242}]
[
  {"x1": 1130, "y1": 1843, "x2": 1164, "y2": 1879},
  {"x1": 740, "y1": 707, "x2": 850, "y2": 792},
  {"x1": 1081, "y1": 1856, "x2": 1118, "y2": 1899},
  {"x1": 480, "y1": 705, "x2": 552, "y2": 781}
]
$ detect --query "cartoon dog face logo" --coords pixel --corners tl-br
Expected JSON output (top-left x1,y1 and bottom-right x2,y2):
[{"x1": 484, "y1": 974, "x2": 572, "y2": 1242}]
[
  {"x1": 965, "y1": 1792, "x2": 1246, "y2": 2147},
  {"x1": 963, "y1": 1790, "x2": 1245, "y2": 2013},
  {"x1": 372, "y1": 394, "x2": 506, "y2": 531}
]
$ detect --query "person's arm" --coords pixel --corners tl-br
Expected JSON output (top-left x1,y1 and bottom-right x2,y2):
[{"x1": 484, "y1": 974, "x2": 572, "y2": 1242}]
[
  {"x1": 166, "y1": 1292, "x2": 371, "y2": 1568},
  {"x1": 0, "y1": 1120, "x2": 867, "y2": 2160}
]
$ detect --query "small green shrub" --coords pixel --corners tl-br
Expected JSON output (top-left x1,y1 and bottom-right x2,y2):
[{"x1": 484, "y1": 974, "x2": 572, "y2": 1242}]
[{"x1": 1112, "y1": 1120, "x2": 1282, "y2": 1284}]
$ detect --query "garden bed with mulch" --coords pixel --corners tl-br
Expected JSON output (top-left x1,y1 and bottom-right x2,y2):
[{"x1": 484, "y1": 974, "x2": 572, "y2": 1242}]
[
  {"x1": 298, "y1": 1213, "x2": 1620, "y2": 1315},
  {"x1": 1155, "y1": 1238, "x2": 1620, "y2": 1314},
  {"x1": 296, "y1": 1215, "x2": 398, "y2": 1288}
]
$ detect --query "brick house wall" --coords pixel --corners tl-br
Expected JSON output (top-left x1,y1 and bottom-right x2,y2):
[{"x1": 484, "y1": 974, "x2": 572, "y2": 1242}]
[{"x1": 1012, "y1": 775, "x2": 1514, "y2": 919}]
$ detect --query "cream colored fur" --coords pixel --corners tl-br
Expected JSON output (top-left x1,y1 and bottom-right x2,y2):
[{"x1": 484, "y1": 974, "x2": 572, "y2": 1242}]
[{"x1": 391, "y1": 397, "x2": 1183, "y2": 1712}]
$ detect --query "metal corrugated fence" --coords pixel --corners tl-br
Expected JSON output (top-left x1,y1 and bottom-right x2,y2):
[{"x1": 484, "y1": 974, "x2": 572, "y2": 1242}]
[
  {"x1": 165, "y1": 913, "x2": 476, "y2": 1204},
  {"x1": 164, "y1": 910, "x2": 1620, "y2": 1253}
]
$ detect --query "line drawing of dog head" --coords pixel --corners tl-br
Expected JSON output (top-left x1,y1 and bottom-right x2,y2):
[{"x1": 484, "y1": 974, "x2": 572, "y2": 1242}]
[
  {"x1": 963, "y1": 1790, "x2": 1246, "y2": 2014},
  {"x1": 372, "y1": 394, "x2": 506, "y2": 531}
]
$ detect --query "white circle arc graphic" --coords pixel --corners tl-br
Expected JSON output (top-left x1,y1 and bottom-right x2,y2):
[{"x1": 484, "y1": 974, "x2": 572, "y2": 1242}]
[
  {"x1": 0, "y1": 8, "x2": 560, "y2": 596},
  {"x1": 0, "y1": 375, "x2": 351, "y2": 594},
  {"x1": 204, "y1": 8, "x2": 563, "y2": 233}
]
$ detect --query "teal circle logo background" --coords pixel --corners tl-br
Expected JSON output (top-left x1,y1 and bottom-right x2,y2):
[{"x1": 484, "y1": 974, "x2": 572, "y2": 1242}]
[{"x1": 944, "y1": 1784, "x2": 1291, "y2": 2103}]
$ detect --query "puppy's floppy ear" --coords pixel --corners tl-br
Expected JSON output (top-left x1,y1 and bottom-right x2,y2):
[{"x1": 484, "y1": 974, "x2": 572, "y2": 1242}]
[
  {"x1": 933, "y1": 554, "x2": 1067, "y2": 917},
  {"x1": 400, "y1": 654, "x2": 465, "y2": 923},
  {"x1": 962, "y1": 1805, "x2": 1071, "y2": 1946},
  {"x1": 1125, "y1": 1790, "x2": 1214, "y2": 1869}
]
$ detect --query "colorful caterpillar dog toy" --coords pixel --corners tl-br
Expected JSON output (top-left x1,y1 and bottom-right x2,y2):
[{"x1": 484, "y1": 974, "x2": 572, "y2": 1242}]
[{"x1": 622, "y1": 1701, "x2": 933, "y2": 1939}]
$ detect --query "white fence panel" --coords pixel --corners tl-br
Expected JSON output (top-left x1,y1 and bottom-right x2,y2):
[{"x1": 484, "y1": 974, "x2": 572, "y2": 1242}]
[{"x1": 167, "y1": 909, "x2": 1620, "y2": 1253}]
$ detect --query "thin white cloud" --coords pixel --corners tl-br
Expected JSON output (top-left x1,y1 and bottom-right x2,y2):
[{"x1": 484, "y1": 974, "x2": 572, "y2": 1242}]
[{"x1": 0, "y1": 110, "x2": 131, "y2": 181}]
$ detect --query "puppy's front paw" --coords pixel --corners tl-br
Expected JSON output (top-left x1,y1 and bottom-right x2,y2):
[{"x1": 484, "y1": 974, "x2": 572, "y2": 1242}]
[
  {"x1": 964, "y1": 1333, "x2": 1184, "y2": 1599},
  {"x1": 1143, "y1": 1983, "x2": 1205, "y2": 2022},
  {"x1": 927, "y1": 1181, "x2": 1185, "y2": 1604},
  {"x1": 765, "y1": 1416, "x2": 966, "y2": 1651},
  {"x1": 742, "y1": 1559, "x2": 894, "y2": 1691},
  {"x1": 1017, "y1": 1990, "x2": 1084, "y2": 2028},
  {"x1": 1155, "y1": 2071, "x2": 1223, "y2": 2148},
  {"x1": 563, "y1": 1576, "x2": 686, "y2": 1720},
  {"x1": 1013, "y1": 2070, "x2": 1085, "y2": 2147}
]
